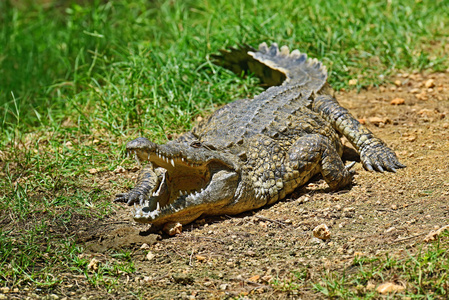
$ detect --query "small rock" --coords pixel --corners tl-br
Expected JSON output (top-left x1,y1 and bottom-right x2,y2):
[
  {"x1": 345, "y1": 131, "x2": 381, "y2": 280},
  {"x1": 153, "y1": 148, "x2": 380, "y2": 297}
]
[
  {"x1": 405, "y1": 135, "x2": 417, "y2": 142},
  {"x1": 203, "y1": 281, "x2": 213, "y2": 287},
  {"x1": 424, "y1": 79, "x2": 435, "y2": 88},
  {"x1": 49, "y1": 294, "x2": 60, "y2": 300},
  {"x1": 87, "y1": 258, "x2": 99, "y2": 272},
  {"x1": 391, "y1": 204, "x2": 398, "y2": 210},
  {"x1": 163, "y1": 222, "x2": 182, "y2": 236},
  {"x1": 358, "y1": 118, "x2": 366, "y2": 125},
  {"x1": 376, "y1": 282, "x2": 405, "y2": 294},
  {"x1": 140, "y1": 243, "x2": 150, "y2": 250},
  {"x1": 0, "y1": 288, "x2": 8, "y2": 294},
  {"x1": 88, "y1": 168, "x2": 98, "y2": 174},
  {"x1": 393, "y1": 80, "x2": 402, "y2": 86},
  {"x1": 390, "y1": 98, "x2": 405, "y2": 105},
  {"x1": 114, "y1": 166, "x2": 126, "y2": 174},
  {"x1": 146, "y1": 251, "x2": 155, "y2": 261},
  {"x1": 410, "y1": 88, "x2": 421, "y2": 94},
  {"x1": 219, "y1": 283, "x2": 229, "y2": 290},
  {"x1": 313, "y1": 224, "x2": 331, "y2": 240},
  {"x1": 195, "y1": 255, "x2": 207, "y2": 262},
  {"x1": 349, "y1": 79, "x2": 358, "y2": 86}
]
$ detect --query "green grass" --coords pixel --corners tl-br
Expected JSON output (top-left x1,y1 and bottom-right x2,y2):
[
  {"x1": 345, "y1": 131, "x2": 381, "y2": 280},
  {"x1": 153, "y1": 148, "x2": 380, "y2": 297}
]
[
  {"x1": 270, "y1": 232, "x2": 449, "y2": 298},
  {"x1": 0, "y1": 0, "x2": 448, "y2": 297},
  {"x1": 313, "y1": 232, "x2": 449, "y2": 298}
]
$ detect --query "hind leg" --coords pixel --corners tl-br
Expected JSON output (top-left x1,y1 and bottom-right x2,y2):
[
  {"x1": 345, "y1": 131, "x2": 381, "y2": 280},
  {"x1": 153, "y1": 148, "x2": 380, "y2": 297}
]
[{"x1": 287, "y1": 134, "x2": 353, "y2": 190}]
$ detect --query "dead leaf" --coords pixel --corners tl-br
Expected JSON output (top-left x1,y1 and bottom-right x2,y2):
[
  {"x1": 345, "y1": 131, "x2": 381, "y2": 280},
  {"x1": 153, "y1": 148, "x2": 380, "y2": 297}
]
[
  {"x1": 376, "y1": 282, "x2": 405, "y2": 294},
  {"x1": 424, "y1": 225, "x2": 449, "y2": 243}
]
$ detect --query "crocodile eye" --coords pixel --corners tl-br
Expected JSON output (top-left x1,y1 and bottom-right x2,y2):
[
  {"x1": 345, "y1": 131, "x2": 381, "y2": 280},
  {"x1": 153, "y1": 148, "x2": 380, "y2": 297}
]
[{"x1": 190, "y1": 141, "x2": 202, "y2": 148}]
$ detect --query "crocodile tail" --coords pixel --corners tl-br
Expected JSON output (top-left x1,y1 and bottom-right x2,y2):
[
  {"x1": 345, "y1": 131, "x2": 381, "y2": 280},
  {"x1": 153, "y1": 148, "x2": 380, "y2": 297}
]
[{"x1": 213, "y1": 42, "x2": 328, "y2": 92}]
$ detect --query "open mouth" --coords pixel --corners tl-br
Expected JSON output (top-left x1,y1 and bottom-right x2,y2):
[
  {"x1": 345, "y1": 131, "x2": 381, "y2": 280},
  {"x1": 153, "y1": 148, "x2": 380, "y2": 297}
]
[{"x1": 128, "y1": 142, "x2": 239, "y2": 225}]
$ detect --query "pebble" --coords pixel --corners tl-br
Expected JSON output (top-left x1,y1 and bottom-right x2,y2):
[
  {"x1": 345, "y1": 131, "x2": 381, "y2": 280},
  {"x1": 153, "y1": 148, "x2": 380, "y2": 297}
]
[
  {"x1": 146, "y1": 251, "x2": 155, "y2": 261},
  {"x1": 87, "y1": 258, "x2": 99, "y2": 272},
  {"x1": 313, "y1": 224, "x2": 331, "y2": 240},
  {"x1": 377, "y1": 282, "x2": 405, "y2": 294},
  {"x1": 140, "y1": 243, "x2": 150, "y2": 250},
  {"x1": 424, "y1": 79, "x2": 435, "y2": 88},
  {"x1": 349, "y1": 79, "x2": 358, "y2": 85},
  {"x1": 390, "y1": 98, "x2": 405, "y2": 105},
  {"x1": 163, "y1": 222, "x2": 182, "y2": 236},
  {"x1": 114, "y1": 166, "x2": 126, "y2": 174}
]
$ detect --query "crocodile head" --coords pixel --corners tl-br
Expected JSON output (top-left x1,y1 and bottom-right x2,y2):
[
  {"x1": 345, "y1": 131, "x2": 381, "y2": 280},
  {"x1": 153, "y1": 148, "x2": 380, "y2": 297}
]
[{"x1": 126, "y1": 137, "x2": 241, "y2": 226}]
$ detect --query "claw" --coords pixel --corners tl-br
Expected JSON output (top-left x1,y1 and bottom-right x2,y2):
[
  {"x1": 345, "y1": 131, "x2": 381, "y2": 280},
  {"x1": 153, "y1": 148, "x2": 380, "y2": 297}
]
[
  {"x1": 364, "y1": 162, "x2": 374, "y2": 172},
  {"x1": 345, "y1": 161, "x2": 356, "y2": 171},
  {"x1": 375, "y1": 164, "x2": 384, "y2": 173}
]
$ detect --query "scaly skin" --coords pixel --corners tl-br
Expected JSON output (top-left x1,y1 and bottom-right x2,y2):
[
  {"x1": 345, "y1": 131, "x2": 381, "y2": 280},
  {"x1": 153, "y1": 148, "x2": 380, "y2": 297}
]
[{"x1": 115, "y1": 42, "x2": 405, "y2": 228}]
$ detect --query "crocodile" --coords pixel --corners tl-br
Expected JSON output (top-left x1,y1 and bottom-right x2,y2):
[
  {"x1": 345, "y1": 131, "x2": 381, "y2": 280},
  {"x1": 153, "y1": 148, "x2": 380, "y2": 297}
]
[{"x1": 115, "y1": 42, "x2": 405, "y2": 230}]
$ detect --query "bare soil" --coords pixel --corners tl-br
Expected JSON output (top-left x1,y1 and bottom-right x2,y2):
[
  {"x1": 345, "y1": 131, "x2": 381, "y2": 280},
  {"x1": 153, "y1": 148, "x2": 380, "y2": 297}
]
[{"x1": 55, "y1": 72, "x2": 449, "y2": 299}]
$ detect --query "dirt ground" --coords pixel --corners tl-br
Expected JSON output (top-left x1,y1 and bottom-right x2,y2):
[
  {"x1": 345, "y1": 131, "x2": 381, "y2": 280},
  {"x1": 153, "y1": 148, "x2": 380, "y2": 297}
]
[{"x1": 71, "y1": 71, "x2": 449, "y2": 299}]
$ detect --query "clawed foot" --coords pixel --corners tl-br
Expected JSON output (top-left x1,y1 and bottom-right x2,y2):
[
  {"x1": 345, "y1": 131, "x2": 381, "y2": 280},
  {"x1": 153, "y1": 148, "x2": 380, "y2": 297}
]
[
  {"x1": 360, "y1": 141, "x2": 406, "y2": 172},
  {"x1": 115, "y1": 191, "x2": 145, "y2": 206}
]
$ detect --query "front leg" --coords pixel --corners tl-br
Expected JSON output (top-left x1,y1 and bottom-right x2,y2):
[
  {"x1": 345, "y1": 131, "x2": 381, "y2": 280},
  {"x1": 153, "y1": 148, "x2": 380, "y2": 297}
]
[
  {"x1": 312, "y1": 94, "x2": 406, "y2": 172},
  {"x1": 115, "y1": 163, "x2": 162, "y2": 205}
]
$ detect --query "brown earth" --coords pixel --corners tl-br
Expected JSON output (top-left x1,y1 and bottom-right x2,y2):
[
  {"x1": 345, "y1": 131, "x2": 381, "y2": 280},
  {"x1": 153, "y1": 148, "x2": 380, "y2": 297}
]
[{"x1": 40, "y1": 72, "x2": 449, "y2": 299}]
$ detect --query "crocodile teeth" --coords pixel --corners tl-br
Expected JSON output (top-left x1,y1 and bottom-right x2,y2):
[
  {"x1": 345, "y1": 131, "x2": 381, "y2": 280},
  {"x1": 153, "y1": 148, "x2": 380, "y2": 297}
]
[
  {"x1": 170, "y1": 158, "x2": 175, "y2": 167},
  {"x1": 179, "y1": 190, "x2": 184, "y2": 196},
  {"x1": 156, "y1": 202, "x2": 160, "y2": 211},
  {"x1": 134, "y1": 153, "x2": 141, "y2": 166}
]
